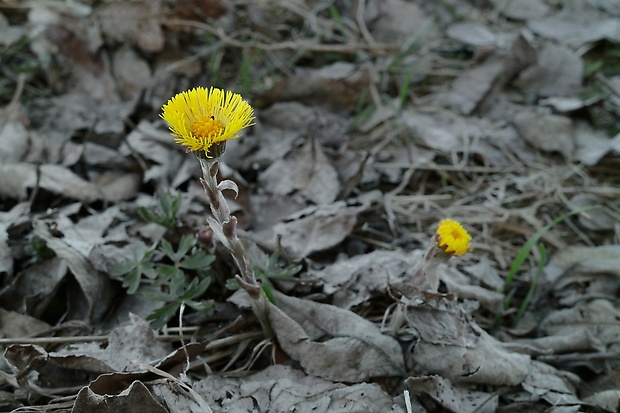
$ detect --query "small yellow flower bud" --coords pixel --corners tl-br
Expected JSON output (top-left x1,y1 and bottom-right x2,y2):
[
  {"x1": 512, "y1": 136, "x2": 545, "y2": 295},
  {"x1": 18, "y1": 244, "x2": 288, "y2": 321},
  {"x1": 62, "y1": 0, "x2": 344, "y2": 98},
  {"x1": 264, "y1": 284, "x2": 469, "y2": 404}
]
[{"x1": 435, "y1": 219, "x2": 471, "y2": 256}]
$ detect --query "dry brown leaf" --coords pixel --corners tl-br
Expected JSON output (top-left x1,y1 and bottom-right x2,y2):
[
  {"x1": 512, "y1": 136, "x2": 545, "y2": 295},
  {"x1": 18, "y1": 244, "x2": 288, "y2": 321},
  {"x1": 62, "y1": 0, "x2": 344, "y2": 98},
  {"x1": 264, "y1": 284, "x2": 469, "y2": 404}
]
[
  {"x1": 312, "y1": 249, "x2": 423, "y2": 309},
  {"x1": 258, "y1": 62, "x2": 370, "y2": 109},
  {"x1": 540, "y1": 299, "x2": 620, "y2": 352},
  {"x1": 435, "y1": 57, "x2": 506, "y2": 115},
  {"x1": 584, "y1": 390, "x2": 620, "y2": 412},
  {"x1": 513, "y1": 110, "x2": 574, "y2": 159},
  {"x1": 574, "y1": 121, "x2": 616, "y2": 166},
  {"x1": 195, "y1": 365, "x2": 404, "y2": 413},
  {"x1": 273, "y1": 192, "x2": 377, "y2": 260},
  {"x1": 492, "y1": 0, "x2": 550, "y2": 20},
  {"x1": 5, "y1": 344, "x2": 115, "y2": 388},
  {"x1": 55, "y1": 314, "x2": 172, "y2": 372},
  {"x1": 404, "y1": 294, "x2": 530, "y2": 385},
  {"x1": 0, "y1": 202, "x2": 29, "y2": 276},
  {"x1": 521, "y1": 361, "x2": 580, "y2": 411},
  {"x1": 0, "y1": 120, "x2": 29, "y2": 163},
  {"x1": 267, "y1": 290, "x2": 405, "y2": 382},
  {"x1": 94, "y1": 0, "x2": 164, "y2": 52},
  {"x1": 0, "y1": 163, "x2": 101, "y2": 202},
  {"x1": 515, "y1": 43, "x2": 583, "y2": 99},
  {"x1": 73, "y1": 380, "x2": 168, "y2": 413},
  {"x1": 260, "y1": 137, "x2": 339, "y2": 205},
  {"x1": 437, "y1": 264, "x2": 504, "y2": 312},
  {"x1": 0, "y1": 308, "x2": 50, "y2": 338},
  {"x1": 33, "y1": 220, "x2": 115, "y2": 323},
  {"x1": 0, "y1": 258, "x2": 67, "y2": 317},
  {"x1": 570, "y1": 194, "x2": 617, "y2": 231},
  {"x1": 112, "y1": 46, "x2": 153, "y2": 101},
  {"x1": 407, "y1": 375, "x2": 498, "y2": 413},
  {"x1": 528, "y1": 10, "x2": 620, "y2": 47},
  {"x1": 367, "y1": 0, "x2": 436, "y2": 43},
  {"x1": 543, "y1": 245, "x2": 620, "y2": 286},
  {"x1": 446, "y1": 22, "x2": 496, "y2": 48}
]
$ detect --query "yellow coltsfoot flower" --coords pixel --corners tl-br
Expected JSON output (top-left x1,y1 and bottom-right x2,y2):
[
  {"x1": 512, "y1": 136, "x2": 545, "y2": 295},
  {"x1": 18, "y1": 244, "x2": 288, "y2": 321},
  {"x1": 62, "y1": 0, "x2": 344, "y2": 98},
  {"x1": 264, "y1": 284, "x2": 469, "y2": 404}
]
[
  {"x1": 161, "y1": 87, "x2": 255, "y2": 157},
  {"x1": 435, "y1": 219, "x2": 471, "y2": 256}
]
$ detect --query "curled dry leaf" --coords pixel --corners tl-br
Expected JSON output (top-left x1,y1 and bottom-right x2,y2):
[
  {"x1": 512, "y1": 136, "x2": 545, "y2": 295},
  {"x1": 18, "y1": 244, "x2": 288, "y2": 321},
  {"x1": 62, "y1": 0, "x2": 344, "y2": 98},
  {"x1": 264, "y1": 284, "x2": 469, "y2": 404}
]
[
  {"x1": 73, "y1": 380, "x2": 168, "y2": 413},
  {"x1": 33, "y1": 220, "x2": 115, "y2": 323},
  {"x1": 267, "y1": 291, "x2": 405, "y2": 382}
]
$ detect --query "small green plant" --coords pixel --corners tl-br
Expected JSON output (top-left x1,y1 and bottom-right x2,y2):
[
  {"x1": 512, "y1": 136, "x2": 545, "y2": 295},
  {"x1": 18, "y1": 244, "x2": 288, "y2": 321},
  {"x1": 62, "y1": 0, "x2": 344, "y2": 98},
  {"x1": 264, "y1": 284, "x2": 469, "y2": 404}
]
[
  {"x1": 137, "y1": 188, "x2": 182, "y2": 229},
  {"x1": 24, "y1": 235, "x2": 56, "y2": 266},
  {"x1": 226, "y1": 251, "x2": 302, "y2": 303},
  {"x1": 110, "y1": 235, "x2": 215, "y2": 329},
  {"x1": 499, "y1": 205, "x2": 598, "y2": 327}
]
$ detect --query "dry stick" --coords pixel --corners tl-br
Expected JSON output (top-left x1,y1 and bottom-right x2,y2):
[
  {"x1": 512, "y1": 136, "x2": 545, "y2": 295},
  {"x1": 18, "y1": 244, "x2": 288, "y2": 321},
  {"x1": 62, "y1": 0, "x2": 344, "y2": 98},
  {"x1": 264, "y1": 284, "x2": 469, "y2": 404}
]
[
  {"x1": 0, "y1": 331, "x2": 262, "y2": 347},
  {"x1": 163, "y1": 19, "x2": 398, "y2": 55}
]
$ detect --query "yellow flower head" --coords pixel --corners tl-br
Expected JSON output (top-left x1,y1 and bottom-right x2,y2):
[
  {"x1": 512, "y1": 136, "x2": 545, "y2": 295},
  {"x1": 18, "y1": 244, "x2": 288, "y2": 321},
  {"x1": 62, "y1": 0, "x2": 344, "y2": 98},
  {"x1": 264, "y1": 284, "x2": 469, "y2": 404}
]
[
  {"x1": 435, "y1": 219, "x2": 471, "y2": 256},
  {"x1": 161, "y1": 87, "x2": 255, "y2": 156}
]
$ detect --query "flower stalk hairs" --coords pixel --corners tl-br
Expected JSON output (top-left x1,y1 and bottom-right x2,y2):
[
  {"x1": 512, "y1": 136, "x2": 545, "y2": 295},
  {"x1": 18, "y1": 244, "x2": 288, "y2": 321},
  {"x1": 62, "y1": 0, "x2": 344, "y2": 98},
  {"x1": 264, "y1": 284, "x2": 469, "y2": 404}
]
[{"x1": 161, "y1": 87, "x2": 271, "y2": 335}]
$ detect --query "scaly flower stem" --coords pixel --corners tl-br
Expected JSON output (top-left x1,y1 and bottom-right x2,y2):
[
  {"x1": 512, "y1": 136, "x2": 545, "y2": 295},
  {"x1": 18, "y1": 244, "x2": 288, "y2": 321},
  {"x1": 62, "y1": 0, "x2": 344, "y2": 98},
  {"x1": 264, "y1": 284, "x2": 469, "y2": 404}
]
[{"x1": 197, "y1": 157, "x2": 272, "y2": 337}]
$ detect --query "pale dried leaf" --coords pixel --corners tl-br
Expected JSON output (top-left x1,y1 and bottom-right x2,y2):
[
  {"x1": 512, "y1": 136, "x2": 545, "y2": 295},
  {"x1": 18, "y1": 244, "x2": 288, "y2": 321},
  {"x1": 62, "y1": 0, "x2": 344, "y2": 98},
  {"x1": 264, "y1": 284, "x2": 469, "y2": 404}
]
[
  {"x1": 436, "y1": 58, "x2": 505, "y2": 115},
  {"x1": 0, "y1": 120, "x2": 29, "y2": 163},
  {"x1": 574, "y1": 121, "x2": 615, "y2": 166},
  {"x1": 516, "y1": 43, "x2": 583, "y2": 99},
  {"x1": 437, "y1": 264, "x2": 504, "y2": 312},
  {"x1": 539, "y1": 299, "x2": 620, "y2": 351},
  {"x1": 513, "y1": 110, "x2": 574, "y2": 159},
  {"x1": 405, "y1": 295, "x2": 530, "y2": 385},
  {"x1": 584, "y1": 390, "x2": 620, "y2": 412},
  {"x1": 94, "y1": 1, "x2": 164, "y2": 52},
  {"x1": 55, "y1": 314, "x2": 172, "y2": 372},
  {"x1": 0, "y1": 258, "x2": 67, "y2": 316},
  {"x1": 259, "y1": 62, "x2": 370, "y2": 109},
  {"x1": 521, "y1": 361, "x2": 580, "y2": 411},
  {"x1": 570, "y1": 194, "x2": 617, "y2": 231},
  {"x1": 312, "y1": 250, "x2": 423, "y2": 309},
  {"x1": 0, "y1": 163, "x2": 102, "y2": 201},
  {"x1": 446, "y1": 22, "x2": 496, "y2": 47},
  {"x1": 407, "y1": 375, "x2": 498, "y2": 413},
  {"x1": 33, "y1": 219, "x2": 114, "y2": 322},
  {"x1": 149, "y1": 381, "x2": 211, "y2": 413},
  {"x1": 268, "y1": 290, "x2": 405, "y2": 382},
  {"x1": 195, "y1": 365, "x2": 404, "y2": 413},
  {"x1": 273, "y1": 192, "x2": 378, "y2": 259},
  {"x1": 493, "y1": 0, "x2": 550, "y2": 20},
  {"x1": 543, "y1": 245, "x2": 620, "y2": 286},
  {"x1": 528, "y1": 10, "x2": 620, "y2": 47},
  {"x1": 112, "y1": 46, "x2": 153, "y2": 101},
  {"x1": 260, "y1": 138, "x2": 340, "y2": 205},
  {"x1": 368, "y1": 0, "x2": 436, "y2": 43},
  {"x1": 0, "y1": 308, "x2": 50, "y2": 338}
]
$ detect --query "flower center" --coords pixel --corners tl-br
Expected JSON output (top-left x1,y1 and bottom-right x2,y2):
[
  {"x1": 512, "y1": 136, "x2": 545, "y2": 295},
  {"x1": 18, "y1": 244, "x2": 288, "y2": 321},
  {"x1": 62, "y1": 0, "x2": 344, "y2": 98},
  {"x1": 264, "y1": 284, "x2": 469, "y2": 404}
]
[
  {"x1": 451, "y1": 229, "x2": 462, "y2": 239},
  {"x1": 190, "y1": 114, "x2": 225, "y2": 140}
]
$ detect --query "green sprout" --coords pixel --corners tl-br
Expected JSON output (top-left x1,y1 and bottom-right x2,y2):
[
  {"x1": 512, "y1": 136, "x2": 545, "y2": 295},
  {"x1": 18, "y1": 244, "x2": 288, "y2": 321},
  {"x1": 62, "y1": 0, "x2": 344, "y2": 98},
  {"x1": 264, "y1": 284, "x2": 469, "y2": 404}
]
[{"x1": 110, "y1": 235, "x2": 214, "y2": 330}]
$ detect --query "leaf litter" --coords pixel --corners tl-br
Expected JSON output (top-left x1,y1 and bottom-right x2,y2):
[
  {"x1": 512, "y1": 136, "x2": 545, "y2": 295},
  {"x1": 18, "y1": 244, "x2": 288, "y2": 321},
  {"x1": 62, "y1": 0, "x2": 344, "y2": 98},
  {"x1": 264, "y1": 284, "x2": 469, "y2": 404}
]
[{"x1": 0, "y1": 0, "x2": 620, "y2": 412}]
